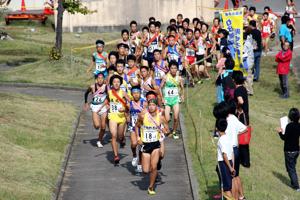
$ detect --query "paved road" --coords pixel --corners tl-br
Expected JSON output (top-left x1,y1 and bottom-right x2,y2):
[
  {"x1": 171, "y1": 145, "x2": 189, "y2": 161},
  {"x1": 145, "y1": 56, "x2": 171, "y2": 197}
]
[{"x1": 0, "y1": 85, "x2": 194, "y2": 200}]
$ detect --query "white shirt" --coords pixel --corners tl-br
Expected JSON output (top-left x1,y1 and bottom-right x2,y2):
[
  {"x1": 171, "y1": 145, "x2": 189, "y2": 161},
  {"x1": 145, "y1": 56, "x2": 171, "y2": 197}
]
[
  {"x1": 217, "y1": 134, "x2": 233, "y2": 161},
  {"x1": 226, "y1": 114, "x2": 247, "y2": 147}
]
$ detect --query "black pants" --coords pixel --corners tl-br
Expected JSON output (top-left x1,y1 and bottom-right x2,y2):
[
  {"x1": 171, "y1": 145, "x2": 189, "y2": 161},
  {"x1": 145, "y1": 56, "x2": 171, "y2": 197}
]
[
  {"x1": 279, "y1": 74, "x2": 289, "y2": 97},
  {"x1": 285, "y1": 151, "x2": 299, "y2": 189},
  {"x1": 239, "y1": 145, "x2": 250, "y2": 168}
]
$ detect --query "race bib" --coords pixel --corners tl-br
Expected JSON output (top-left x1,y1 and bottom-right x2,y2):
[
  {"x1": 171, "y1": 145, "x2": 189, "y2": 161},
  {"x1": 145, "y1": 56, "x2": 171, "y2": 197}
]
[
  {"x1": 186, "y1": 48, "x2": 195, "y2": 56},
  {"x1": 165, "y1": 87, "x2": 179, "y2": 98},
  {"x1": 93, "y1": 95, "x2": 106, "y2": 104},
  {"x1": 169, "y1": 53, "x2": 179, "y2": 62},
  {"x1": 148, "y1": 44, "x2": 157, "y2": 53},
  {"x1": 110, "y1": 102, "x2": 122, "y2": 113},
  {"x1": 197, "y1": 45, "x2": 205, "y2": 55},
  {"x1": 131, "y1": 114, "x2": 138, "y2": 126},
  {"x1": 263, "y1": 26, "x2": 271, "y2": 33},
  {"x1": 143, "y1": 127, "x2": 158, "y2": 143},
  {"x1": 95, "y1": 62, "x2": 105, "y2": 71}
]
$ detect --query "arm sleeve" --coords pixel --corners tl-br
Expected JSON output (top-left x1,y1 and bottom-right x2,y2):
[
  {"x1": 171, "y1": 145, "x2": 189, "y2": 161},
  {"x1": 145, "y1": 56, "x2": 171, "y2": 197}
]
[
  {"x1": 84, "y1": 88, "x2": 91, "y2": 103},
  {"x1": 280, "y1": 50, "x2": 293, "y2": 62}
]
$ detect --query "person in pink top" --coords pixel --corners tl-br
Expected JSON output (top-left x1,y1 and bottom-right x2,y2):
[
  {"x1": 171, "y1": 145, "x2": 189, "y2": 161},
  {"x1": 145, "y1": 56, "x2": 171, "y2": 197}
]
[{"x1": 275, "y1": 42, "x2": 293, "y2": 99}]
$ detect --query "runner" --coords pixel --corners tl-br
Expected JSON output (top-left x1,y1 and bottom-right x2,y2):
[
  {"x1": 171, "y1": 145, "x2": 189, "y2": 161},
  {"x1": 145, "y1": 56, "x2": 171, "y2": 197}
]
[
  {"x1": 142, "y1": 22, "x2": 160, "y2": 67},
  {"x1": 108, "y1": 74, "x2": 128, "y2": 164},
  {"x1": 160, "y1": 60, "x2": 184, "y2": 139},
  {"x1": 177, "y1": 13, "x2": 183, "y2": 26},
  {"x1": 194, "y1": 28, "x2": 206, "y2": 83},
  {"x1": 117, "y1": 43, "x2": 128, "y2": 61},
  {"x1": 126, "y1": 55, "x2": 140, "y2": 93},
  {"x1": 120, "y1": 29, "x2": 131, "y2": 54},
  {"x1": 202, "y1": 22, "x2": 215, "y2": 78},
  {"x1": 152, "y1": 49, "x2": 169, "y2": 87},
  {"x1": 264, "y1": 6, "x2": 278, "y2": 39},
  {"x1": 163, "y1": 35, "x2": 184, "y2": 72},
  {"x1": 108, "y1": 51, "x2": 119, "y2": 68},
  {"x1": 87, "y1": 40, "x2": 108, "y2": 76},
  {"x1": 184, "y1": 29, "x2": 197, "y2": 86},
  {"x1": 84, "y1": 70, "x2": 108, "y2": 148},
  {"x1": 211, "y1": 17, "x2": 221, "y2": 62},
  {"x1": 135, "y1": 91, "x2": 169, "y2": 195},
  {"x1": 140, "y1": 65, "x2": 161, "y2": 101},
  {"x1": 261, "y1": 12, "x2": 272, "y2": 55},
  {"x1": 141, "y1": 26, "x2": 150, "y2": 66},
  {"x1": 127, "y1": 86, "x2": 147, "y2": 172},
  {"x1": 129, "y1": 20, "x2": 141, "y2": 55},
  {"x1": 285, "y1": 0, "x2": 297, "y2": 25},
  {"x1": 115, "y1": 59, "x2": 129, "y2": 94},
  {"x1": 247, "y1": 7, "x2": 258, "y2": 23}
]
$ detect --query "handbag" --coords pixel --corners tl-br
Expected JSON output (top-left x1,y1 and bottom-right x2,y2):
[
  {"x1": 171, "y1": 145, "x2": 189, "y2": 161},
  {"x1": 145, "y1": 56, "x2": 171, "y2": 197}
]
[{"x1": 238, "y1": 112, "x2": 252, "y2": 145}]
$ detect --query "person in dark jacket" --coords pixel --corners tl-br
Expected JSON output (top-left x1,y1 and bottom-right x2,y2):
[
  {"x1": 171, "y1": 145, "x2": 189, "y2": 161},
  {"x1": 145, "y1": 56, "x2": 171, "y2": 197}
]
[{"x1": 277, "y1": 108, "x2": 300, "y2": 191}]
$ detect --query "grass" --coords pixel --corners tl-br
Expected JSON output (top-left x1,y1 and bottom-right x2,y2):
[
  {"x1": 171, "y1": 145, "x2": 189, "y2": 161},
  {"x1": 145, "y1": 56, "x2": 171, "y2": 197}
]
[
  {"x1": 182, "y1": 56, "x2": 300, "y2": 200},
  {"x1": 0, "y1": 92, "x2": 77, "y2": 200},
  {"x1": 0, "y1": 18, "x2": 119, "y2": 88}
]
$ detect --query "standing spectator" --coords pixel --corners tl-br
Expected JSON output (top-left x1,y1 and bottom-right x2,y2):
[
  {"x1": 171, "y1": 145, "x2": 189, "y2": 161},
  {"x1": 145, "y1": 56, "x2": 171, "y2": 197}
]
[
  {"x1": 243, "y1": 27, "x2": 254, "y2": 96},
  {"x1": 216, "y1": 118, "x2": 235, "y2": 199},
  {"x1": 287, "y1": 18, "x2": 296, "y2": 51},
  {"x1": 277, "y1": 108, "x2": 300, "y2": 191},
  {"x1": 275, "y1": 42, "x2": 293, "y2": 99},
  {"x1": 279, "y1": 16, "x2": 292, "y2": 50},
  {"x1": 232, "y1": 71, "x2": 250, "y2": 168},
  {"x1": 249, "y1": 20, "x2": 262, "y2": 82}
]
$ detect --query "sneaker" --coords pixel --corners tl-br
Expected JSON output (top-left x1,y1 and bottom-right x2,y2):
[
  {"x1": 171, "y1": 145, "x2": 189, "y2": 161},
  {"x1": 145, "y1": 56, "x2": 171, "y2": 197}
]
[
  {"x1": 131, "y1": 157, "x2": 138, "y2": 167},
  {"x1": 296, "y1": 188, "x2": 300, "y2": 192},
  {"x1": 172, "y1": 131, "x2": 179, "y2": 139},
  {"x1": 148, "y1": 187, "x2": 156, "y2": 195},
  {"x1": 157, "y1": 159, "x2": 162, "y2": 170},
  {"x1": 114, "y1": 155, "x2": 120, "y2": 164},
  {"x1": 136, "y1": 165, "x2": 143, "y2": 173},
  {"x1": 96, "y1": 141, "x2": 103, "y2": 148}
]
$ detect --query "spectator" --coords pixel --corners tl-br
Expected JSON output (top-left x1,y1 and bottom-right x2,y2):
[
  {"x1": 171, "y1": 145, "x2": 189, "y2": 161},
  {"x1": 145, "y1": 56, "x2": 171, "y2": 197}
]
[
  {"x1": 226, "y1": 101, "x2": 247, "y2": 200},
  {"x1": 243, "y1": 27, "x2": 254, "y2": 96},
  {"x1": 277, "y1": 108, "x2": 300, "y2": 191},
  {"x1": 232, "y1": 71, "x2": 250, "y2": 168},
  {"x1": 275, "y1": 41, "x2": 293, "y2": 99},
  {"x1": 279, "y1": 15, "x2": 292, "y2": 50},
  {"x1": 216, "y1": 118, "x2": 235, "y2": 199},
  {"x1": 249, "y1": 20, "x2": 262, "y2": 82}
]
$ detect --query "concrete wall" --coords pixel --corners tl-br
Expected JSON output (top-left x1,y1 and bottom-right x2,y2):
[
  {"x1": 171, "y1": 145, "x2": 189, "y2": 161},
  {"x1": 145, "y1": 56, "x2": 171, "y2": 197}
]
[{"x1": 61, "y1": 0, "x2": 214, "y2": 32}]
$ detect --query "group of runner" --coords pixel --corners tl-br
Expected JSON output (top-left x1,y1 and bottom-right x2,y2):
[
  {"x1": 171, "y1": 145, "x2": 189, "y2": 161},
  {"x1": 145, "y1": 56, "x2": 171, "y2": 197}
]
[{"x1": 82, "y1": 1, "x2": 296, "y2": 195}]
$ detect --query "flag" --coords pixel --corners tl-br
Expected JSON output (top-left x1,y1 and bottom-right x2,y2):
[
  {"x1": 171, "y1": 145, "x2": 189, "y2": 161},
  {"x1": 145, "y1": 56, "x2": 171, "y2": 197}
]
[{"x1": 221, "y1": 8, "x2": 244, "y2": 70}]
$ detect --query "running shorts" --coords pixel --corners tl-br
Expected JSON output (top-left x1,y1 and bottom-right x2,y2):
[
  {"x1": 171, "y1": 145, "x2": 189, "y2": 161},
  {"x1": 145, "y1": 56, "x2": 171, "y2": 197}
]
[
  {"x1": 90, "y1": 104, "x2": 108, "y2": 116},
  {"x1": 141, "y1": 141, "x2": 161, "y2": 154}
]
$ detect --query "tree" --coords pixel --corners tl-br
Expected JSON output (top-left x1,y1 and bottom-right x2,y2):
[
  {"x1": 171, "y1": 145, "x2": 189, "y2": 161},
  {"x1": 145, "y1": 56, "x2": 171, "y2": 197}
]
[{"x1": 52, "y1": 0, "x2": 93, "y2": 60}]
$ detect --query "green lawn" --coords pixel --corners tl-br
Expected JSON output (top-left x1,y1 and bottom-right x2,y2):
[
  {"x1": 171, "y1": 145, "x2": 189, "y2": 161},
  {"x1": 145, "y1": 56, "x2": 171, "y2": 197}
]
[
  {"x1": 0, "y1": 92, "x2": 77, "y2": 200},
  {"x1": 182, "y1": 56, "x2": 300, "y2": 200},
  {"x1": 0, "y1": 19, "x2": 119, "y2": 88}
]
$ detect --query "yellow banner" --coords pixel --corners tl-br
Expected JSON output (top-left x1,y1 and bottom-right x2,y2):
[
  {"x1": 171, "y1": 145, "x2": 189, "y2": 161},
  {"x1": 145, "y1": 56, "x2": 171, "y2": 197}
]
[{"x1": 221, "y1": 9, "x2": 244, "y2": 70}]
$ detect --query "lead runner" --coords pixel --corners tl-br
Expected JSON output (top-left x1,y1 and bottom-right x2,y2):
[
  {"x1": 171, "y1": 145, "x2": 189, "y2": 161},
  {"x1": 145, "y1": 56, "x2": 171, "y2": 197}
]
[{"x1": 135, "y1": 91, "x2": 169, "y2": 195}]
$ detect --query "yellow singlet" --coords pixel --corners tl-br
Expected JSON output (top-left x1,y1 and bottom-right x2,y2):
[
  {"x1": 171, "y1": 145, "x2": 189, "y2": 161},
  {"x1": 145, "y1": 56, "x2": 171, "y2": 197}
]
[
  {"x1": 140, "y1": 111, "x2": 161, "y2": 143},
  {"x1": 108, "y1": 89, "x2": 126, "y2": 124}
]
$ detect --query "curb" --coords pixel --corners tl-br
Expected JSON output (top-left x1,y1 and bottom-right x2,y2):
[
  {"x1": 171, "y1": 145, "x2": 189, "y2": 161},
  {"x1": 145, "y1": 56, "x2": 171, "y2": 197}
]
[
  {"x1": 0, "y1": 82, "x2": 85, "y2": 91},
  {"x1": 52, "y1": 109, "x2": 83, "y2": 200},
  {"x1": 180, "y1": 112, "x2": 200, "y2": 200}
]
